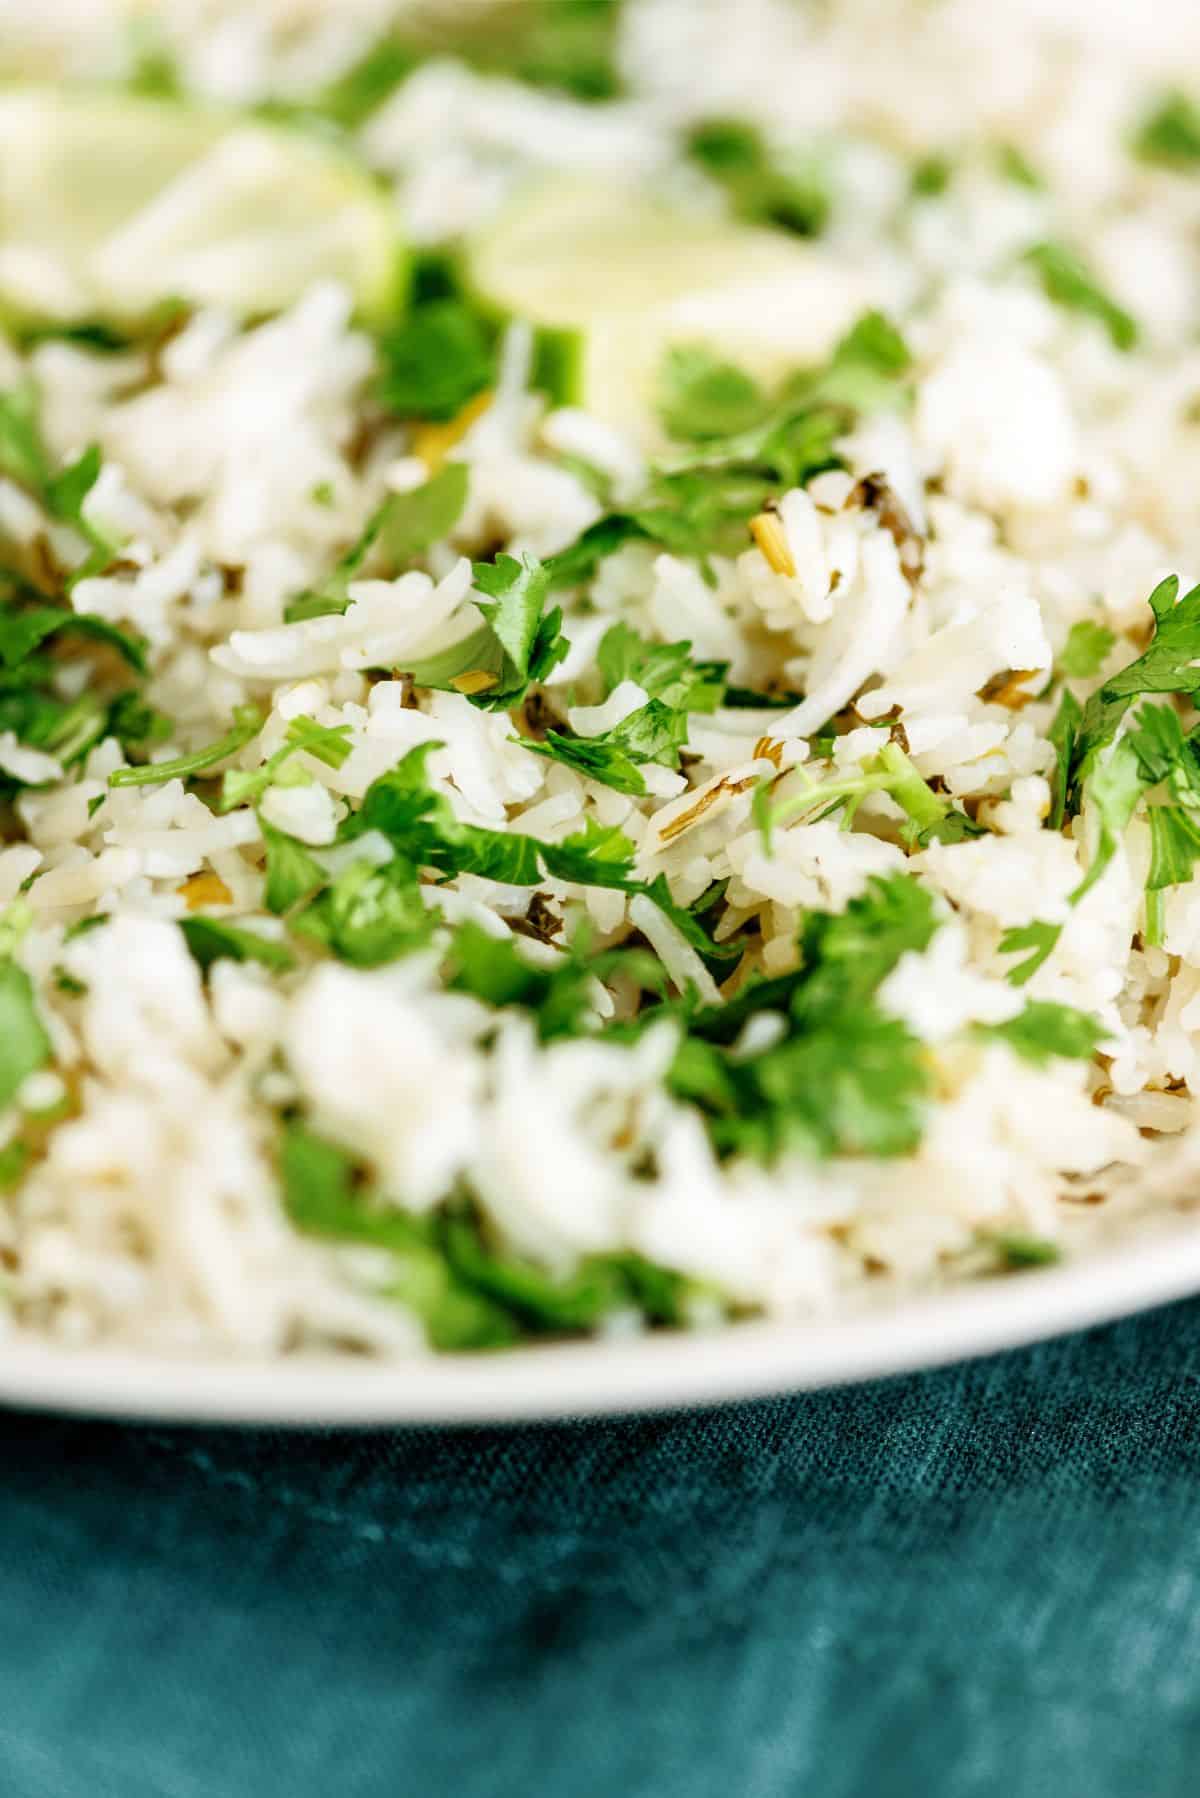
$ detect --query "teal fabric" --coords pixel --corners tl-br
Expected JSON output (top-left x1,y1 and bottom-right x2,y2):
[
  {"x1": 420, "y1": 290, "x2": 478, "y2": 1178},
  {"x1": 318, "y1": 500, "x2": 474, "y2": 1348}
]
[{"x1": 3, "y1": 1297, "x2": 1200, "y2": 1797}]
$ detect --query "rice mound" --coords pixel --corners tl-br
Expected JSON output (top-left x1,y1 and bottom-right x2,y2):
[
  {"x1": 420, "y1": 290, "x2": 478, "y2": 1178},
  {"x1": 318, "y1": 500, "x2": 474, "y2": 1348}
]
[{"x1": 3, "y1": 0, "x2": 1200, "y2": 1358}]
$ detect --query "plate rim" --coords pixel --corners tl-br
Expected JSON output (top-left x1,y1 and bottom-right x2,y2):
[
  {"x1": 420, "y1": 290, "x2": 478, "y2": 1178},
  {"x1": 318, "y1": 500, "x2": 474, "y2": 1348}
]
[{"x1": 2, "y1": 1220, "x2": 1199, "y2": 1426}]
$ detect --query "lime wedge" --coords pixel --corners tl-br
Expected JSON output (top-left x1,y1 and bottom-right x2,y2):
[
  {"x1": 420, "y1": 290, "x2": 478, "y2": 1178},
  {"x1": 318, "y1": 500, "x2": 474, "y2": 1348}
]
[
  {"x1": 0, "y1": 88, "x2": 403, "y2": 327},
  {"x1": 466, "y1": 178, "x2": 877, "y2": 439}
]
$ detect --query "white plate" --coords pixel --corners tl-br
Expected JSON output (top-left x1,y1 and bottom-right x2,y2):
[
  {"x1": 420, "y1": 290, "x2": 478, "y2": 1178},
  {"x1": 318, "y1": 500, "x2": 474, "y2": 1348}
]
[{"x1": 2, "y1": 1219, "x2": 1200, "y2": 1425}]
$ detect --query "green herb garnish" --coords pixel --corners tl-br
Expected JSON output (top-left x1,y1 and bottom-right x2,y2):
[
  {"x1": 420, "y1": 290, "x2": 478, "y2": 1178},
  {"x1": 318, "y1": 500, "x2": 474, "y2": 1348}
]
[
  {"x1": 109, "y1": 705, "x2": 263, "y2": 789},
  {"x1": 1024, "y1": 240, "x2": 1138, "y2": 351},
  {"x1": 686, "y1": 118, "x2": 830, "y2": 236},
  {"x1": 975, "y1": 1001, "x2": 1108, "y2": 1067},
  {"x1": 0, "y1": 959, "x2": 51, "y2": 1110},
  {"x1": 1058, "y1": 619, "x2": 1115, "y2": 681},
  {"x1": 284, "y1": 463, "x2": 471, "y2": 623},
  {"x1": 178, "y1": 917, "x2": 296, "y2": 975},
  {"x1": 1135, "y1": 91, "x2": 1200, "y2": 167}
]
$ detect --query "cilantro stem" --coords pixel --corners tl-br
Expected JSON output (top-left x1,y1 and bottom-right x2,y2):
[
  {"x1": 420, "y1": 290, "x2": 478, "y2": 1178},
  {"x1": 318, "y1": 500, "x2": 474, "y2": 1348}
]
[
  {"x1": 876, "y1": 742, "x2": 947, "y2": 834},
  {"x1": 219, "y1": 716, "x2": 352, "y2": 811},
  {"x1": 1145, "y1": 887, "x2": 1165, "y2": 948},
  {"x1": 769, "y1": 767, "x2": 896, "y2": 831},
  {"x1": 763, "y1": 741, "x2": 972, "y2": 849},
  {"x1": 108, "y1": 705, "x2": 263, "y2": 788}
]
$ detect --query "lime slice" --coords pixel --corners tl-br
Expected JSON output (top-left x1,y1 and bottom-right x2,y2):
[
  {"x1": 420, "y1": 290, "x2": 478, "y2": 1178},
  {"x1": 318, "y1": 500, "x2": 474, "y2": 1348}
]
[
  {"x1": 466, "y1": 178, "x2": 877, "y2": 439},
  {"x1": 0, "y1": 88, "x2": 403, "y2": 327}
]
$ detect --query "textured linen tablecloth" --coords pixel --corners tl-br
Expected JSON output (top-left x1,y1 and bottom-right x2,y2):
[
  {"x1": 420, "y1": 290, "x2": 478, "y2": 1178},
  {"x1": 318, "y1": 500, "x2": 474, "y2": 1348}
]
[{"x1": 4, "y1": 1296, "x2": 1200, "y2": 1798}]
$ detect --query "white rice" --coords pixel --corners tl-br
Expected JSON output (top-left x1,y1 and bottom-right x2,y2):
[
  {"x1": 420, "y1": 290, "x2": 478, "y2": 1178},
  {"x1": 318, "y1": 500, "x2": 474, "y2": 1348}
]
[{"x1": 3, "y1": 0, "x2": 1200, "y2": 1359}]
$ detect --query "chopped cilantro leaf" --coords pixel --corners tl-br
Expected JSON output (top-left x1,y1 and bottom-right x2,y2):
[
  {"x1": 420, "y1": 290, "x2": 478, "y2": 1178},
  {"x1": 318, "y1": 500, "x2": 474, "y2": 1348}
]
[
  {"x1": 442, "y1": 1209, "x2": 706, "y2": 1331},
  {"x1": 641, "y1": 876, "x2": 938, "y2": 1162},
  {"x1": 379, "y1": 461, "x2": 470, "y2": 562},
  {"x1": 291, "y1": 857, "x2": 436, "y2": 967},
  {"x1": 260, "y1": 819, "x2": 327, "y2": 915},
  {"x1": 279, "y1": 1124, "x2": 519, "y2": 1350},
  {"x1": 283, "y1": 515, "x2": 383, "y2": 624},
  {"x1": 685, "y1": 118, "x2": 830, "y2": 236},
  {"x1": 1025, "y1": 240, "x2": 1138, "y2": 351},
  {"x1": 280, "y1": 1123, "x2": 702, "y2": 1346},
  {"x1": 670, "y1": 996, "x2": 929, "y2": 1161},
  {"x1": 356, "y1": 750, "x2": 740, "y2": 965},
  {"x1": 348, "y1": 747, "x2": 542, "y2": 886},
  {"x1": 807, "y1": 309, "x2": 913, "y2": 412},
  {"x1": 1146, "y1": 803, "x2": 1200, "y2": 893},
  {"x1": 0, "y1": 384, "x2": 117, "y2": 577},
  {"x1": 178, "y1": 916, "x2": 296, "y2": 975},
  {"x1": 546, "y1": 514, "x2": 644, "y2": 588},
  {"x1": 1071, "y1": 736, "x2": 1146, "y2": 905},
  {"x1": 994, "y1": 143, "x2": 1044, "y2": 189},
  {"x1": 657, "y1": 346, "x2": 770, "y2": 440},
  {"x1": 792, "y1": 873, "x2": 939, "y2": 1017},
  {"x1": 596, "y1": 622, "x2": 726, "y2": 712},
  {"x1": 445, "y1": 920, "x2": 665, "y2": 1041},
  {"x1": 0, "y1": 604, "x2": 144, "y2": 675},
  {"x1": 549, "y1": 311, "x2": 908, "y2": 584},
  {"x1": 911, "y1": 152, "x2": 954, "y2": 198},
  {"x1": 408, "y1": 552, "x2": 568, "y2": 709},
  {"x1": 376, "y1": 299, "x2": 494, "y2": 422},
  {"x1": 0, "y1": 959, "x2": 51, "y2": 1110},
  {"x1": 991, "y1": 1233, "x2": 1061, "y2": 1269},
  {"x1": 1125, "y1": 701, "x2": 1195, "y2": 791},
  {"x1": 523, "y1": 647, "x2": 714, "y2": 794},
  {"x1": 632, "y1": 464, "x2": 789, "y2": 557},
  {"x1": 299, "y1": 37, "x2": 416, "y2": 128},
  {"x1": 0, "y1": 1139, "x2": 28, "y2": 1191},
  {"x1": 1068, "y1": 576, "x2": 1200, "y2": 804},
  {"x1": 472, "y1": 553, "x2": 564, "y2": 689},
  {"x1": 1047, "y1": 686, "x2": 1081, "y2": 831},
  {"x1": 1135, "y1": 91, "x2": 1200, "y2": 167},
  {"x1": 47, "y1": 444, "x2": 118, "y2": 581},
  {"x1": 525, "y1": 697, "x2": 686, "y2": 795},
  {"x1": 976, "y1": 1000, "x2": 1108, "y2": 1066},
  {"x1": 0, "y1": 382, "x2": 48, "y2": 493},
  {"x1": 284, "y1": 464, "x2": 470, "y2": 624},
  {"x1": 998, "y1": 920, "x2": 1063, "y2": 987},
  {"x1": 1058, "y1": 619, "x2": 1115, "y2": 680}
]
